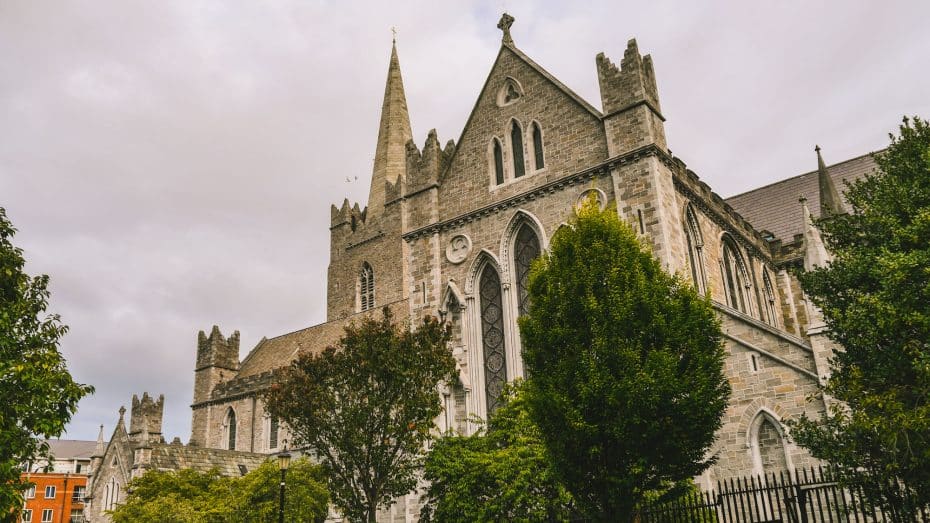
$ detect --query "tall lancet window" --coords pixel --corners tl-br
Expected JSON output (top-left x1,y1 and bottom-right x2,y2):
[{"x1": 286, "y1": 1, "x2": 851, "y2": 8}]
[
  {"x1": 514, "y1": 224, "x2": 541, "y2": 317},
  {"x1": 684, "y1": 204, "x2": 707, "y2": 295},
  {"x1": 225, "y1": 408, "x2": 237, "y2": 450},
  {"x1": 762, "y1": 268, "x2": 778, "y2": 326},
  {"x1": 721, "y1": 236, "x2": 751, "y2": 315},
  {"x1": 532, "y1": 122, "x2": 545, "y2": 170},
  {"x1": 359, "y1": 262, "x2": 375, "y2": 312},
  {"x1": 492, "y1": 139, "x2": 505, "y2": 185},
  {"x1": 511, "y1": 121, "x2": 526, "y2": 178},
  {"x1": 479, "y1": 265, "x2": 507, "y2": 414}
]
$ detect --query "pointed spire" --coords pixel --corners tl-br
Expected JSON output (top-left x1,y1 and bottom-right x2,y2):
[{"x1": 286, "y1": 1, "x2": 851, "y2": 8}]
[
  {"x1": 368, "y1": 39, "x2": 413, "y2": 216},
  {"x1": 93, "y1": 425, "x2": 105, "y2": 457},
  {"x1": 800, "y1": 195, "x2": 832, "y2": 271},
  {"x1": 815, "y1": 145, "x2": 844, "y2": 215}
]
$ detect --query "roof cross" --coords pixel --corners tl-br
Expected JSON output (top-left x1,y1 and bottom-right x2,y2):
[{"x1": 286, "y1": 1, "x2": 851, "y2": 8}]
[{"x1": 497, "y1": 13, "x2": 514, "y2": 45}]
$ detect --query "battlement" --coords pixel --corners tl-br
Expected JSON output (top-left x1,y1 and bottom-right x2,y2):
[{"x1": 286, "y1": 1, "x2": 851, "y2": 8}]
[
  {"x1": 129, "y1": 392, "x2": 164, "y2": 441},
  {"x1": 403, "y1": 130, "x2": 454, "y2": 196},
  {"x1": 196, "y1": 325, "x2": 240, "y2": 371},
  {"x1": 330, "y1": 198, "x2": 370, "y2": 232},
  {"x1": 596, "y1": 39, "x2": 661, "y2": 116}
]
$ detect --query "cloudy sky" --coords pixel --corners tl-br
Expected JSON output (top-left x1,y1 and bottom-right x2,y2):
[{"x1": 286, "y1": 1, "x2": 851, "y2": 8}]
[{"x1": 3, "y1": 1, "x2": 929, "y2": 442}]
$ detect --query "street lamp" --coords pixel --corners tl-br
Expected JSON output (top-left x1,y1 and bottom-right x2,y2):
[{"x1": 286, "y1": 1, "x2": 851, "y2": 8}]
[{"x1": 277, "y1": 441, "x2": 291, "y2": 523}]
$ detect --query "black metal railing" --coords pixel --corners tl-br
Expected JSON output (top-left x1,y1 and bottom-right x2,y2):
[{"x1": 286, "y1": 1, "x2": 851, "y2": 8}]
[{"x1": 638, "y1": 466, "x2": 929, "y2": 523}]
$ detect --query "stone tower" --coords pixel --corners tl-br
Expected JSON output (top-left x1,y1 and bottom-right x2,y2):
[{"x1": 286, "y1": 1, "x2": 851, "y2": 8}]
[
  {"x1": 596, "y1": 40, "x2": 681, "y2": 271},
  {"x1": 128, "y1": 392, "x2": 164, "y2": 443},
  {"x1": 190, "y1": 326, "x2": 239, "y2": 446}
]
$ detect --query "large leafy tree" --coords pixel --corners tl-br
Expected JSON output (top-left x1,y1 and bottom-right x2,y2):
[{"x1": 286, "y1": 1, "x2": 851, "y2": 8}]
[
  {"x1": 0, "y1": 207, "x2": 93, "y2": 517},
  {"x1": 263, "y1": 309, "x2": 456, "y2": 523},
  {"x1": 520, "y1": 199, "x2": 730, "y2": 521},
  {"x1": 110, "y1": 458, "x2": 329, "y2": 522},
  {"x1": 419, "y1": 381, "x2": 574, "y2": 522},
  {"x1": 789, "y1": 117, "x2": 930, "y2": 516}
]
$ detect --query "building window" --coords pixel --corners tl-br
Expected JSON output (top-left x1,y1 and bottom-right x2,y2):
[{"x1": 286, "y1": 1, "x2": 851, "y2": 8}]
[
  {"x1": 41, "y1": 509, "x2": 53, "y2": 523},
  {"x1": 531, "y1": 122, "x2": 544, "y2": 170},
  {"x1": 225, "y1": 408, "x2": 237, "y2": 450},
  {"x1": 22, "y1": 509, "x2": 32, "y2": 522},
  {"x1": 492, "y1": 138, "x2": 505, "y2": 185},
  {"x1": 721, "y1": 236, "x2": 752, "y2": 315},
  {"x1": 750, "y1": 412, "x2": 790, "y2": 476},
  {"x1": 70, "y1": 509, "x2": 84, "y2": 523},
  {"x1": 269, "y1": 417, "x2": 279, "y2": 450},
  {"x1": 359, "y1": 262, "x2": 375, "y2": 312},
  {"x1": 511, "y1": 121, "x2": 526, "y2": 178},
  {"x1": 479, "y1": 264, "x2": 507, "y2": 414},
  {"x1": 514, "y1": 224, "x2": 541, "y2": 318},
  {"x1": 25, "y1": 486, "x2": 35, "y2": 499},
  {"x1": 74, "y1": 463, "x2": 82, "y2": 474},
  {"x1": 684, "y1": 204, "x2": 707, "y2": 295},
  {"x1": 106, "y1": 479, "x2": 119, "y2": 510},
  {"x1": 72, "y1": 486, "x2": 86, "y2": 502},
  {"x1": 762, "y1": 268, "x2": 778, "y2": 326},
  {"x1": 44, "y1": 485, "x2": 56, "y2": 499}
]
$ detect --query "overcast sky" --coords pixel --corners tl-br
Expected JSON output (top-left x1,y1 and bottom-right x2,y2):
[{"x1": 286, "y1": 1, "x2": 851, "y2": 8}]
[{"x1": 3, "y1": 1, "x2": 929, "y2": 442}]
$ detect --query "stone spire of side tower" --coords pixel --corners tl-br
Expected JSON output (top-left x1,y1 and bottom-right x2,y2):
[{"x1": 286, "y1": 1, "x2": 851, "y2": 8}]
[
  {"x1": 367, "y1": 39, "x2": 413, "y2": 217},
  {"x1": 816, "y1": 145, "x2": 845, "y2": 216}
]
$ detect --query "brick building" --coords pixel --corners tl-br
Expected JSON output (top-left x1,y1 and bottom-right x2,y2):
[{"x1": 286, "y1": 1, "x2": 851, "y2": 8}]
[
  {"x1": 20, "y1": 440, "x2": 96, "y2": 523},
  {"x1": 186, "y1": 14, "x2": 875, "y2": 520}
]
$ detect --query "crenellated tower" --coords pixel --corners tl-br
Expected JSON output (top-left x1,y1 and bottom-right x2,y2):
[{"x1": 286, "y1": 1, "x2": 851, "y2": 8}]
[
  {"x1": 597, "y1": 40, "x2": 680, "y2": 271},
  {"x1": 190, "y1": 326, "x2": 239, "y2": 446},
  {"x1": 128, "y1": 392, "x2": 164, "y2": 444}
]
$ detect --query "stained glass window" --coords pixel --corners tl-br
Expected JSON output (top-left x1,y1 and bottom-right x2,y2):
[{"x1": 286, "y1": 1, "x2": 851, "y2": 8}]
[
  {"x1": 479, "y1": 265, "x2": 507, "y2": 414},
  {"x1": 359, "y1": 263, "x2": 375, "y2": 311},
  {"x1": 226, "y1": 408, "x2": 237, "y2": 450},
  {"x1": 532, "y1": 122, "x2": 544, "y2": 170},
  {"x1": 493, "y1": 139, "x2": 504, "y2": 185},
  {"x1": 511, "y1": 122, "x2": 526, "y2": 178},
  {"x1": 514, "y1": 224, "x2": 541, "y2": 317}
]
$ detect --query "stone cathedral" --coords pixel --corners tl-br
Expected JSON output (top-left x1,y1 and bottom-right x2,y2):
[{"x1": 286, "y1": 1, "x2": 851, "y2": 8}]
[{"x1": 179, "y1": 15, "x2": 875, "y2": 521}]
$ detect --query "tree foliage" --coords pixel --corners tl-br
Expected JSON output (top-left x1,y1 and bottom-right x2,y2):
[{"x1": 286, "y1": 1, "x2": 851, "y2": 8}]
[
  {"x1": 519, "y1": 199, "x2": 730, "y2": 521},
  {"x1": 0, "y1": 207, "x2": 93, "y2": 517},
  {"x1": 263, "y1": 309, "x2": 457, "y2": 523},
  {"x1": 789, "y1": 117, "x2": 930, "y2": 516},
  {"x1": 110, "y1": 458, "x2": 329, "y2": 522},
  {"x1": 419, "y1": 381, "x2": 574, "y2": 522}
]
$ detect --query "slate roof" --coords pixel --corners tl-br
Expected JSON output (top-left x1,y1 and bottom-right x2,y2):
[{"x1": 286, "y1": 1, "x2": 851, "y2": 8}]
[
  {"x1": 235, "y1": 300, "x2": 410, "y2": 379},
  {"x1": 148, "y1": 441, "x2": 267, "y2": 476},
  {"x1": 725, "y1": 151, "x2": 880, "y2": 243},
  {"x1": 45, "y1": 439, "x2": 100, "y2": 460}
]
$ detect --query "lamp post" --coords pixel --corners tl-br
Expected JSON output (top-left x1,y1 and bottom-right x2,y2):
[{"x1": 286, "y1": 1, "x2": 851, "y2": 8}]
[{"x1": 276, "y1": 441, "x2": 291, "y2": 523}]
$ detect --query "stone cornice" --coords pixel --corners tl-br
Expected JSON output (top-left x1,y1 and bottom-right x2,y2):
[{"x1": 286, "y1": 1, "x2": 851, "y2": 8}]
[{"x1": 402, "y1": 144, "x2": 670, "y2": 241}]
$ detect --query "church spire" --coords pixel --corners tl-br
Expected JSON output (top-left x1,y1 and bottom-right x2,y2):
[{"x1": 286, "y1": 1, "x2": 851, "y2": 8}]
[
  {"x1": 800, "y1": 195, "x2": 832, "y2": 272},
  {"x1": 368, "y1": 38, "x2": 413, "y2": 216},
  {"x1": 93, "y1": 424, "x2": 105, "y2": 457},
  {"x1": 815, "y1": 145, "x2": 844, "y2": 216}
]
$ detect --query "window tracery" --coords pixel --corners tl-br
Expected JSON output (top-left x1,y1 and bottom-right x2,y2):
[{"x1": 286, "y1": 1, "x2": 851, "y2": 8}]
[
  {"x1": 721, "y1": 236, "x2": 752, "y2": 315},
  {"x1": 684, "y1": 205, "x2": 707, "y2": 295},
  {"x1": 511, "y1": 121, "x2": 526, "y2": 178},
  {"x1": 479, "y1": 265, "x2": 506, "y2": 414},
  {"x1": 359, "y1": 262, "x2": 375, "y2": 312}
]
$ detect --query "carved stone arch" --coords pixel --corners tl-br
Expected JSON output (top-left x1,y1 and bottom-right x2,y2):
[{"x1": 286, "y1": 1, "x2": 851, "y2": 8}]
[
  {"x1": 761, "y1": 266, "x2": 779, "y2": 326},
  {"x1": 719, "y1": 232, "x2": 754, "y2": 315},
  {"x1": 745, "y1": 406, "x2": 794, "y2": 476},
  {"x1": 464, "y1": 249, "x2": 504, "y2": 295},
  {"x1": 496, "y1": 76, "x2": 525, "y2": 107},
  {"x1": 223, "y1": 406, "x2": 237, "y2": 451},
  {"x1": 506, "y1": 118, "x2": 527, "y2": 179},
  {"x1": 499, "y1": 209, "x2": 548, "y2": 281},
  {"x1": 683, "y1": 202, "x2": 707, "y2": 294},
  {"x1": 528, "y1": 119, "x2": 546, "y2": 172},
  {"x1": 488, "y1": 136, "x2": 505, "y2": 186},
  {"x1": 439, "y1": 280, "x2": 466, "y2": 314}
]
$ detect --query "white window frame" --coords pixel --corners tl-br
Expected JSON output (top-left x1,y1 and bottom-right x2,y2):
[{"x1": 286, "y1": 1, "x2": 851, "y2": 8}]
[
  {"x1": 22, "y1": 509, "x2": 32, "y2": 522},
  {"x1": 41, "y1": 509, "x2": 53, "y2": 523},
  {"x1": 25, "y1": 486, "x2": 35, "y2": 499},
  {"x1": 44, "y1": 485, "x2": 56, "y2": 499}
]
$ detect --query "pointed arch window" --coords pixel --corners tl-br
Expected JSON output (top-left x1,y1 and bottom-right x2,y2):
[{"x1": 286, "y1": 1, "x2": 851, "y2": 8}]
[
  {"x1": 531, "y1": 122, "x2": 544, "y2": 170},
  {"x1": 750, "y1": 411, "x2": 791, "y2": 476},
  {"x1": 684, "y1": 205, "x2": 707, "y2": 295},
  {"x1": 268, "y1": 416, "x2": 279, "y2": 450},
  {"x1": 762, "y1": 268, "x2": 778, "y2": 326},
  {"x1": 225, "y1": 408, "x2": 237, "y2": 451},
  {"x1": 514, "y1": 224, "x2": 541, "y2": 317},
  {"x1": 721, "y1": 236, "x2": 752, "y2": 314},
  {"x1": 359, "y1": 262, "x2": 375, "y2": 312},
  {"x1": 511, "y1": 121, "x2": 526, "y2": 178},
  {"x1": 492, "y1": 139, "x2": 505, "y2": 185},
  {"x1": 479, "y1": 264, "x2": 507, "y2": 414}
]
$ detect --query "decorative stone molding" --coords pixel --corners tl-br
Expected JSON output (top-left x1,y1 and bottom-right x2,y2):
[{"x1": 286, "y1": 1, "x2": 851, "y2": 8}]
[{"x1": 445, "y1": 234, "x2": 472, "y2": 264}]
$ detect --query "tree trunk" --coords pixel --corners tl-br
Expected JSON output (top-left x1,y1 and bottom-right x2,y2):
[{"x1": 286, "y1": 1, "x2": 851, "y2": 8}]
[{"x1": 367, "y1": 498, "x2": 377, "y2": 523}]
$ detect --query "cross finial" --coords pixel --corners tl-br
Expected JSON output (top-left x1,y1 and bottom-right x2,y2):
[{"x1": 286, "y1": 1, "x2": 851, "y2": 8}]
[
  {"x1": 391, "y1": 26, "x2": 397, "y2": 44},
  {"x1": 815, "y1": 144, "x2": 821, "y2": 154},
  {"x1": 497, "y1": 13, "x2": 515, "y2": 45},
  {"x1": 118, "y1": 406, "x2": 126, "y2": 419}
]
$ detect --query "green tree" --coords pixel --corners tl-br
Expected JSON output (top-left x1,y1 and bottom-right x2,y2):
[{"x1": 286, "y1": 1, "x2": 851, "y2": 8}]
[
  {"x1": 263, "y1": 309, "x2": 457, "y2": 523},
  {"x1": 0, "y1": 207, "x2": 93, "y2": 518},
  {"x1": 789, "y1": 117, "x2": 930, "y2": 517},
  {"x1": 110, "y1": 458, "x2": 329, "y2": 522},
  {"x1": 519, "y1": 199, "x2": 730, "y2": 521},
  {"x1": 419, "y1": 381, "x2": 574, "y2": 522}
]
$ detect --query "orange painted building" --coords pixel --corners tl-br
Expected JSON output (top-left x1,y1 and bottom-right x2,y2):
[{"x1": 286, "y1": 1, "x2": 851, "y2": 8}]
[{"x1": 19, "y1": 472, "x2": 87, "y2": 523}]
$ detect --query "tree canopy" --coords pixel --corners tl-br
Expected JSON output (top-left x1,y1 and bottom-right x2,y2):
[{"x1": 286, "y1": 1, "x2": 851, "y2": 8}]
[
  {"x1": 110, "y1": 458, "x2": 329, "y2": 522},
  {"x1": 419, "y1": 381, "x2": 574, "y2": 522},
  {"x1": 789, "y1": 117, "x2": 930, "y2": 515},
  {"x1": 0, "y1": 207, "x2": 93, "y2": 516},
  {"x1": 519, "y1": 198, "x2": 730, "y2": 521},
  {"x1": 263, "y1": 309, "x2": 457, "y2": 523}
]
